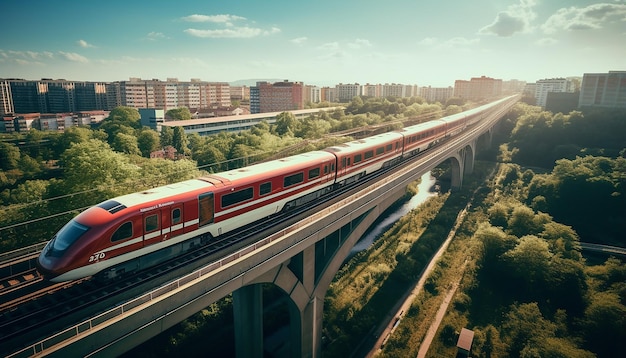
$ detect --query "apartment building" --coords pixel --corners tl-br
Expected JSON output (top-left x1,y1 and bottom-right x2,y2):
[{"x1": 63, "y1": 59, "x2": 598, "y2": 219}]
[
  {"x1": 336, "y1": 83, "x2": 362, "y2": 102},
  {"x1": 419, "y1": 86, "x2": 454, "y2": 103},
  {"x1": 454, "y1": 76, "x2": 503, "y2": 101},
  {"x1": 534, "y1": 78, "x2": 573, "y2": 108},
  {"x1": 579, "y1": 71, "x2": 626, "y2": 108},
  {"x1": 251, "y1": 80, "x2": 304, "y2": 113}
]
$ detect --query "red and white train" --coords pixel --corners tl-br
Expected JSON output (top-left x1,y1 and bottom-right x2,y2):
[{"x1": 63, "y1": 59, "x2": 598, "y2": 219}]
[{"x1": 37, "y1": 96, "x2": 516, "y2": 282}]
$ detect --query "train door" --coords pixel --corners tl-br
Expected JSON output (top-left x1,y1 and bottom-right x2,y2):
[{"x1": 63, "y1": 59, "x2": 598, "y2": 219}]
[
  {"x1": 169, "y1": 204, "x2": 184, "y2": 238},
  {"x1": 160, "y1": 206, "x2": 171, "y2": 241},
  {"x1": 142, "y1": 210, "x2": 161, "y2": 247}
]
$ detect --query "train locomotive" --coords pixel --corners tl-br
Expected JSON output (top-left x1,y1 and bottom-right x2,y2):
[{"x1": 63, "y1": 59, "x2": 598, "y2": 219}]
[{"x1": 37, "y1": 96, "x2": 515, "y2": 282}]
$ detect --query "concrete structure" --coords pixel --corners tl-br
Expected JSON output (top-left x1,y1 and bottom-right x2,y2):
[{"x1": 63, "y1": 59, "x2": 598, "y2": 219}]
[
  {"x1": 454, "y1": 76, "x2": 503, "y2": 101},
  {"x1": 0, "y1": 78, "x2": 112, "y2": 114},
  {"x1": 304, "y1": 85, "x2": 321, "y2": 104},
  {"x1": 579, "y1": 71, "x2": 626, "y2": 109},
  {"x1": 534, "y1": 78, "x2": 573, "y2": 108},
  {"x1": 139, "y1": 108, "x2": 165, "y2": 130},
  {"x1": 335, "y1": 83, "x2": 362, "y2": 102},
  {"x1": 120, "y1": 78, "x2": 231, "y2": 111},
  {"x1": 8, "y1": 97, "x2": 518, "y2": 358},
  {"x1": 419, "y1": 86, "x2": 454, "y2": 103},
  {"x1": 250, "y1": 80, "x2": 304, "y2": 114},
  {"x1": 161, "y1": 107, "x2": 342, "y2": 136},
  {"x1": 456, "y1": 328, "x2": 475, "y2": 357},
  {"x1": 362, "y1": 83, "x2": 381, "y2": 98}
]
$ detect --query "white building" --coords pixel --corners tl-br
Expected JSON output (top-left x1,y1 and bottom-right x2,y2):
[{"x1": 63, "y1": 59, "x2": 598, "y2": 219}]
[
  {"x1": 336, "y1": 83, "x2": 362, "y2": 102},
  {"x1": 534, "y1": 78, "x2": 573, "y2": 108}
]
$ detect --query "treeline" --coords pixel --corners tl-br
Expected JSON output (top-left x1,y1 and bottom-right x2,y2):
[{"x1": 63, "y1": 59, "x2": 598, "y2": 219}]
[
  {"x1": 0, "y1": 96, "x2": 452, "y2": 252},
  {"x1": 418, "y1": 103, "x2": 626, "y2": 357},
  {"x1": 498, "y1": 103, "x2": 626, "y2": 246},
  {"x1": 437, "y1": 164, "x2": 626, "y2": 358}
]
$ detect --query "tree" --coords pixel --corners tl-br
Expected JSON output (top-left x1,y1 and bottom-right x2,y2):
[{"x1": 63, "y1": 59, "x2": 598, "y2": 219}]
[
  {"x1": 583, "y1": 292, "x2": 626, "y2": 357},
  {"x1": 0, "y1": 142, "x2": 20, "y2": 170},
  {"x1": 137, "y1": 130, "x2": 161, "y2": 157},
  {"x1": 273, "y1": 112, "x2": 299, "y2": 136},
  {"x1": 172, "y1": 127, "x2": 190, "y2": 156},
  {"x1": 502, "y1": 302, "x2": 556, "y2": 357},
  {"x1": 53, "y1": 139, "x2": 139, "y2": 209},
  {"x1": 112, "y1": 132, "x2": 141, "y2": 156},
  {"x1": 502, "y1": 235, "x2": 552, "y2": 288},
  {"x1": 166, "y1": 107, "x2": 192, "y2": 120},
  {"x1": 160, "y1": 126, "x2": 174, "y2": 148},
  {"x1": 107, "y1": 106, "x2": 141, "y2": 126}
]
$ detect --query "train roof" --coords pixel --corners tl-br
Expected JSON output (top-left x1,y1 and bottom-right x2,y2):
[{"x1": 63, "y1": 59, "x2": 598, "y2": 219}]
[
  {"x1": 400, "y1": 119, "x2": 446, "y2": 133},
  {"x1": 324, "y1": 131, "x2": 404, "y2": 154},
  {"x1": 205, "y1": 150, "x2": 335, "y2": 182},
  {"x1": 106, "y1": 178, "x2": 214, "y2": 210}
]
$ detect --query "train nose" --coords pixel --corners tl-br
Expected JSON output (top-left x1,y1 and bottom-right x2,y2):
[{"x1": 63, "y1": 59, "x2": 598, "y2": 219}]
[{"x1": 36, "y1": 253, "x2": 60, "y2": 281}]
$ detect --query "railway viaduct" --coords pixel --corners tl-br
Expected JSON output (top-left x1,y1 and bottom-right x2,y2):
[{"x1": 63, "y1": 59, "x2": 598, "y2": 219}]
[{"x1": 12, "y1": 96, "x2": 519, "y2": 358}]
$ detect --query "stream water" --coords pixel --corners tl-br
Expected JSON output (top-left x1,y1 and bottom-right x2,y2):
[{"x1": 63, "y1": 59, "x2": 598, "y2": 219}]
[{"x1": 349, "y1": 171, "x2": 439, "y2": 255}]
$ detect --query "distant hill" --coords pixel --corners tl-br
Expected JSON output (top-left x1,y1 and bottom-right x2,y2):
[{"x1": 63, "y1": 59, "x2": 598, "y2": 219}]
[{"x1": 228, "y1": 79, "x2": 285, "y2": 87}]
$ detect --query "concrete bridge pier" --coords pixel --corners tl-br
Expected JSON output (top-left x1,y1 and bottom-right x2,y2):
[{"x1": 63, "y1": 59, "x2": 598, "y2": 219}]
[{"x1": 449, "y1": 140, "x2": 477, "y2": 190}]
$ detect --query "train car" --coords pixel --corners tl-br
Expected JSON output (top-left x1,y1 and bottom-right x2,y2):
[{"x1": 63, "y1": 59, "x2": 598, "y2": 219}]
[
  {"x1": 323, "y1": 132, "x2": 404, "y2": 185},
  {"x1": 37, "y1": 151, "x2": 337, "y2": 282},
  {"x1": 398, "y1": 120, "x2": 447, "y2": 158}
]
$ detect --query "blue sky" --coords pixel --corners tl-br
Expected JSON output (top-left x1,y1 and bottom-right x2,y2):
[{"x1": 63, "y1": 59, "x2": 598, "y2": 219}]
[{"x1": 1, "y1": 0, "x2": 624, "y2": 87}]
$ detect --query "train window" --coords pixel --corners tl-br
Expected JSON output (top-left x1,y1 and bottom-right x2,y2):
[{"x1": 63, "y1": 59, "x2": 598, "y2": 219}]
[
  {"x1": 347, "y1": 158, "x2": 351, "y2": 166},
  {"x1": 324, "y1": 165, "x2": 329, "y2": 174},
  {"x1": 222, "y1": 187, "x2": 254, "y2": 207},
  {"x1": 284, "y1": 172, "x2": 304, "y2": 187},
  {"x1": 396, "y1": 142, "x2": 399, "y2": 149},
  {"x1": 145, "y1": 214, "x2": 159, "y2": 232},
  {"x1": 260, "y1": 182, "x2": 272, "y2": 196},
  {"x1": 376, "y1": 147, "x2": 384, "y2": 155},
  {"x1": 365, "y1": 150, "x2": 373, "y2": 160},
  {"x1": 331, "y1": 163, "x2": 335, "y2": 171},
  {"x1": 198, "y1": 192, "x2": 214, "y2": 226},
  {"x1": 386, "y1": 144, "x2": 392, "y2": 151},
  {"x1": 354, "y1": 154, "x2": 362, "y2": 163},
  {"x1": 172, "y1": 208, "x2": 181, "y2": 224},
  {"x1": 111, "y1": 222, "x2": 133, "y2": 242},
  {"x1": 342, "y1": 157, "x2": 346, "y2": 168},
  {"x1": 309, "y1": 168, "x2": 320, "y2": 179}
]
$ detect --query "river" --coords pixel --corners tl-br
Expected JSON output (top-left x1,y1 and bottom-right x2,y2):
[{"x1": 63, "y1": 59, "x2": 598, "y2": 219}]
[{"x1": 350, "y1": 171, "x2": 439, "y2": 255}]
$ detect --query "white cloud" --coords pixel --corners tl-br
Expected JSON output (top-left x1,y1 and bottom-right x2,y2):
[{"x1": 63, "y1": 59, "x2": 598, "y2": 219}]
[
  {"x1": 348, "y1": 38, "x2": 372, "y2": 49},
  {"x1": 479, "y1": 0, "x2": 537, "y2": 37},
  {"x1": 185, "y1": 26, "x2": 280, "y2": 38},
  {"x1": 317, "y1": 42, "x2": 340, "y2": 51},
  {"x1": 181, "y1": 14, "x2": 246, "y2": 26},
  {"x1": 535, "y1": 37, "x2": 558, "y2": 46},
  {"x1": 290, "y1": 37, "x2": 308, "y2": 45},
  {"x1": 147, "y1": 32, "x2": 168, "y2": 41},
  {"x1": 59, "y1": 51, "x2": 88, "y2": 63},
  {"x1": 77, "y1": 39, "x2": 95, "y2": 48},
  {"x1": 541, "y1": 3, "x2": 626, "y2": 34},
  {"x1": 418, "y1": 37, "x2": 438, "y2": 46}
]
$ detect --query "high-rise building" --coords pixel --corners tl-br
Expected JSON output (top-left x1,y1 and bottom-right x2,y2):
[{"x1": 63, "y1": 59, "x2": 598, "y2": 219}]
[
  {"x1": 534, "y1": 78, "x2": 573, "y2": 108},
  {"x1": 579, "y1": 71, "x2": 626, "y2": 109},
  {"x1": 255, "y1": 80, "x2": 304, "y2": 113},
  {"x1": 335, "y1": 83, "x2": 361, "y2": 102},
  {"x1": 419, "y1": 86, "x2": 454, "y2": 103},
  {"x1": 454, "y1": 76, "x2": 502, "y2": 101}
]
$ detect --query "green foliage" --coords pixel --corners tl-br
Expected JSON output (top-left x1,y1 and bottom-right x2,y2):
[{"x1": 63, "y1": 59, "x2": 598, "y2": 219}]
[
  {"x1": 137, "y1": 130, "x2": 161, "y2": 157},
  {"x1": 166, "y1": 107, "x2": 192, "y2": 120}
]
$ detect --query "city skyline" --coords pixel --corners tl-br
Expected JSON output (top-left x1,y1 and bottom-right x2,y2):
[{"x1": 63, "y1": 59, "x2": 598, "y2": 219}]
[{"x1": 1, "y1": 0, "x2": 624, "y2": 87}]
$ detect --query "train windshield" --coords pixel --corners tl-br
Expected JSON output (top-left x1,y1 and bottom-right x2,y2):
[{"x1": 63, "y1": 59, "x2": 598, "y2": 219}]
[{"x1": 48, "y1": 220, "x2": 90, "y2": 255}]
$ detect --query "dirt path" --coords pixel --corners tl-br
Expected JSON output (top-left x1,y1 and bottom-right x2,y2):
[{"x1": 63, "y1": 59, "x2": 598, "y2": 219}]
[{"x1": 364, "y1": 202, "x2": 471, "y2": 357}]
